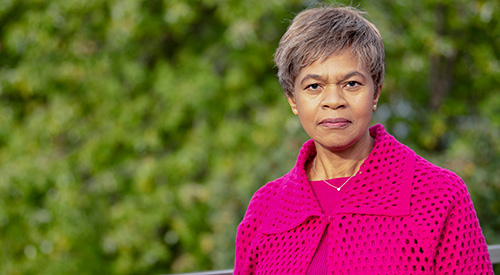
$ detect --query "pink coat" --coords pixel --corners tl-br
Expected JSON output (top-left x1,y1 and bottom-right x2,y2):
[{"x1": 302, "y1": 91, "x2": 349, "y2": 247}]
[{"x1": 234, "y1": 124, "x2": 493, "y2": 274}]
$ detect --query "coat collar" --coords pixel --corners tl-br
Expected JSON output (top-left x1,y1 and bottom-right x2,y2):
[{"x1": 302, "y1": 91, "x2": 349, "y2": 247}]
[{"x1": 260, "y1": 124, "x2": 416, "y2": 234}]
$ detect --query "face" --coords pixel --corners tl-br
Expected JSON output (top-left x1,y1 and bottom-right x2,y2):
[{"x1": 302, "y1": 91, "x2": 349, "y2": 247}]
[{"x1": 287, "y1": 51, "x2": 381, "y2": 152}]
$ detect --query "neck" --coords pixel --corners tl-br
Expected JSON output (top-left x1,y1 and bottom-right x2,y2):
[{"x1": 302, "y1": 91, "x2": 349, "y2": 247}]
[{"x1": 308, "y1": 131, "x2": 374, "y2": 180}]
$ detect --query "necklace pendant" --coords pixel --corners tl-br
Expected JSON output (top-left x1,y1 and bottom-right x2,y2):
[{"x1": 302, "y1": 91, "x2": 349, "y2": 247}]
[{"x1": 313, "y1": 157, "x2": 355, "y2": 192}]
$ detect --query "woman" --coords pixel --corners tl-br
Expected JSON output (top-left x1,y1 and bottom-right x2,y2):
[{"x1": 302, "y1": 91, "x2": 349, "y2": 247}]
[{"x1": 234, "y1": 5, "x2": 493, "y2": 275}]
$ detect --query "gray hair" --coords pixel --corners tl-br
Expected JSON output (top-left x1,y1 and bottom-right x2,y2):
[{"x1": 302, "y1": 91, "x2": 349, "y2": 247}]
[{"x1": 274, "y1": 5, "x2": 385, "y2": 98}]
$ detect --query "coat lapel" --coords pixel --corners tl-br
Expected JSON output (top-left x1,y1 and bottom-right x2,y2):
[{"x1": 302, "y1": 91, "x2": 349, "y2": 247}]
[
  {"x1": 259, "y1": 139, "x2": 323, "y2": 234},
  {"x1": 336, "y1": 125, "x2": 415, "y2": 216}
]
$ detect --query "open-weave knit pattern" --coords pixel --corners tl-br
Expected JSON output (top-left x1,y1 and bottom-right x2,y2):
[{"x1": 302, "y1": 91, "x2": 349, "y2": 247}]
[{"x1": 234, "y1": 124, "x2": 493, "y2": 274}]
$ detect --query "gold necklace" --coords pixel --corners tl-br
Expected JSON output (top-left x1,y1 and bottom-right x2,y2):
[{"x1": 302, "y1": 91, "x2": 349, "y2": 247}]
[{"x1": 313, "y1": 157, "x2": 356, "y2": 191}]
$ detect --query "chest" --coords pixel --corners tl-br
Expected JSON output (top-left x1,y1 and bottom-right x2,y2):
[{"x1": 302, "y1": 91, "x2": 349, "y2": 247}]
[{"x1": 252, "y1": 214, "x2": 437, "y2": 275}]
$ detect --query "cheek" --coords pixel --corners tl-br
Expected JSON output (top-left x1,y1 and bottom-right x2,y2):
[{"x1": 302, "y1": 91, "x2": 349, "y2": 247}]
[
  {"x1": 360, "y1": 94, "x2": 376, "y2": 110},
  {"x1": 297, "y1": 101, "x2": 318, "y2": 120},
  {"x1": 352, "y1": 98, "x2": 375, "y2": 119},
  {"x1": 295, "y1": 106, "x2": 317, "y2": 131},
  {"x1": 297, "y1": 111, "x2": 313, "y2": 128}
]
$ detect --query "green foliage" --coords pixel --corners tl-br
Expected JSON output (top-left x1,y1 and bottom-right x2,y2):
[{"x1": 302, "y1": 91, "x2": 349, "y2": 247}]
[{"x1": 0, "y1": 0, "x2": 498, "y2": 273}]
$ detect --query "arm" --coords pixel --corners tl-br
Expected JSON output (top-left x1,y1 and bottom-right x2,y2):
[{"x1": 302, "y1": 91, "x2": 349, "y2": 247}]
[
  {"x1": 434, "y1": 181, "x2": 493, "y2": 274},
  {"x1": 234, "y1": 182, "x2": 277, "y2": 275},
  {"x1": 234, "y1": 219, "x2": 259, "y2": 275}
]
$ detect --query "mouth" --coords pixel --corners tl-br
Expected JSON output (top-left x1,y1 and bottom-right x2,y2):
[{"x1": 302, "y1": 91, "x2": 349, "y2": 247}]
[{"x1": 318, "y1": 118, "x2": 352, "y2": 129}]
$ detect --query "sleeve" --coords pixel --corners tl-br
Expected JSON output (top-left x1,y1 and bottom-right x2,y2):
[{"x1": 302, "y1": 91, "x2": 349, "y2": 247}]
[
  {"x1": 434, "y1": 181, "x2": 493, "y2": 274},
  {"x1": 234, "y1": 218, "x2": 259, "y2": 275},
  {"x1": 234, "y1": 183, "x2": 274, "y2": 275}
]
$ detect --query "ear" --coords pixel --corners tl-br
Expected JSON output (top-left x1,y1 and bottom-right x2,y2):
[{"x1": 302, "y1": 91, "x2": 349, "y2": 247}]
[
  {"x1": 373, "y1": 84, "x2": 382, "y2": 111},
  {"x1": 286, "y1": 96, "x2": 298, "y2": 115}
]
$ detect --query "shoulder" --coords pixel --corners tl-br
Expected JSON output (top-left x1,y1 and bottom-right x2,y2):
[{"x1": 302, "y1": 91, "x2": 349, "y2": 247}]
[
  {"x1": 371, "y1": 124, "x2": 468, "y2": 197},
  {"x1": 239, "y1": 139, "x2": 315, "y2": 223},
  {"x1": 241, "y1": 176, "x2": 284, "y2": 221},
  {"x1": 412, "y1": 154, "x2": 470, "y2": 203}
]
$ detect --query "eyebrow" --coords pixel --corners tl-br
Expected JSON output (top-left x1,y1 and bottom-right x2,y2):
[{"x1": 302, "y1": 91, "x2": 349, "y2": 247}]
[
  {"x1": 299, "y1": 71, "x2": 367, "y2": 87},
  {"x1": 342, "y1": 71, "x2": 367, "y2": 81},
  {"x1": 299, "y1": 74, "x2": 324, "y2": 87}
]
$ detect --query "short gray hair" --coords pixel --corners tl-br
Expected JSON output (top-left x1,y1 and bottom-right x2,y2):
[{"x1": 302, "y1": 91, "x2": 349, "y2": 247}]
[{"x1": 274, "y1": 5, "x2": 385, "y2": 98}]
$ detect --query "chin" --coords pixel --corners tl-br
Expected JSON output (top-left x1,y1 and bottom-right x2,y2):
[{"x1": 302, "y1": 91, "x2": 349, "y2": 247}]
[
  {"x1": 326, "y1": 144, "x2": 356, "y2": 152},
  {"x1": 315, "y1": 139, "x2": 357, "y2": 152}
]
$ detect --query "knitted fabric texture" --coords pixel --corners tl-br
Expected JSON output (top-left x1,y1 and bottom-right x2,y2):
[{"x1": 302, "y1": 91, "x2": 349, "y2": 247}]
[
  {"x1": 307, "y1": 179, "x2": 345, "y2": 275},
  {"x1": 234, "y1": 124, "x2": 493, "y2": 274}
]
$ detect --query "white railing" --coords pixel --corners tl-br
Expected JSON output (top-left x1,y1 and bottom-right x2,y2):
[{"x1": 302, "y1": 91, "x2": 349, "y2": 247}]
[{"x1": 489, "y1": 244, "x2": 500, "y2": 264}]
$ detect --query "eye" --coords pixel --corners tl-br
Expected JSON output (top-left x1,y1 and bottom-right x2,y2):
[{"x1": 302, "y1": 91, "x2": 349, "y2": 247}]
[
  {"x1": 346, "y1": 81, "x2": 359, "y2": 87},
  {"x1": 343, "y1": 81, "x2": 363, "y2": 90},
  {"x1": 306, "y1": 83, "x2": 320, "y2": 90}
]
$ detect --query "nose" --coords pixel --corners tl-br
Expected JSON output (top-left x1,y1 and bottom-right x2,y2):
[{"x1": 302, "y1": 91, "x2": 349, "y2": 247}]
[{"x1": 322, "y1": 84, "x2": 347, "y2": 110}]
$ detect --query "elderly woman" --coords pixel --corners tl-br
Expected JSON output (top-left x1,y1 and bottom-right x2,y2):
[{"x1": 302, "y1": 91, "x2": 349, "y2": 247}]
[{"x1": 234, "y1": 5, "x2": 493, "y2": 275}]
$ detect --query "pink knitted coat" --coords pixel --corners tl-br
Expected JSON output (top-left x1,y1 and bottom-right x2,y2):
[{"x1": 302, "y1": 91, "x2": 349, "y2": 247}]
[{"x1": 234, "y1": 124, "x2": 493, "y2": 274}]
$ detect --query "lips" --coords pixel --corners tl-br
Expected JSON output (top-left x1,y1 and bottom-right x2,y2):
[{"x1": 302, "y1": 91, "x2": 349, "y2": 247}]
[{"x1": 319, "y1": 118, "x2": 351, "y2": 129}]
